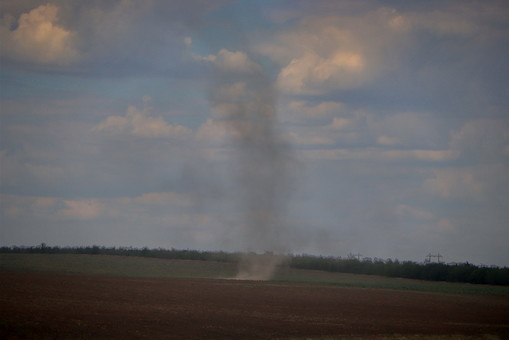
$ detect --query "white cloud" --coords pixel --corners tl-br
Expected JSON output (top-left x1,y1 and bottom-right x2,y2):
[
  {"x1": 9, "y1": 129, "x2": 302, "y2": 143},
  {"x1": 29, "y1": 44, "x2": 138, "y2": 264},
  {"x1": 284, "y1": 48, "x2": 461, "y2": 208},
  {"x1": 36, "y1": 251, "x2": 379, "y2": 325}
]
[
  {"x1": 59, "y1": 199, "x2": 102, "y2": 219},
  {"x1": 95, "y1": 101, "x2": 192, "y2": 139},
  {"x1": 196, "y1": 118, "x2": 232, "y2": 145},
  {"x1": 297, "y1": 148, "x2": 456, "y2": 162},
  {"x1": 377, "y1": 135, "x2": 399, "y2": 146},
  {"x1": 385, "y1": 149, "x2": 457, "y2": 162},
  {"x1": 282, "y1": 108, "x2": 445, "y2": 149},
  {"x1": 279, "y1": 103, "x2": 364, "y2": 147},
  {"x1": 417, "y1": 118, "x2": 509, "y2": 207},
  {"x1": 282, "y1": 108, "x2": 443, "y2": 149},
  {"x1": 210, "y1": 103, "x2": 240, "y2": 119},
  {"x1": 258, "y1": 10, "x2": 409, "y2": 94},
  {"x1": 425, "y1": 163, "x2": 509, "y2": 203},
  {"x1": 330, "y1": 117, "x2": 352, "y2": 130},
  {"x1": 194, "y1": 49, "x2": 261, "y2": 74},
  {"x1": 426, "y1": 169, "x2": 483, "y2": 200},
  {"x1": 279, "y1": 100, "x2": 345, "y2": 124},
  {"x1": 436, "y1": 218, "x2": 454, "y2": 232},
  {"x1": 0, "y1": 1, "x2": 227, "y2": 72},
  {"x1": 0, "y1": 4, "x2": 78, "y2": 64},
  {"x1": 367, "y1": 112, "x2": 441, "y2": 148},
  {"x1": 277, "y1": 50, "x2": 366, "y2": 94},
  {"x1": 259, "y1": 4, "x2": 504, "y2": 96},
  {"x1": 132, "y1": 192, "x2": 193, "y2": 207},
  {"x1": 33, "y1": 197, "x2": 57, "y2": 208},
  {"x1": 282, "y1": 111, "x2": 364, "y2": 147},
  {"x1": 215, "y1": 82, "x2": 247, "y2": 100},
  {"x1": 1, "y1": 192, "x2": 196, "y2": 224}
]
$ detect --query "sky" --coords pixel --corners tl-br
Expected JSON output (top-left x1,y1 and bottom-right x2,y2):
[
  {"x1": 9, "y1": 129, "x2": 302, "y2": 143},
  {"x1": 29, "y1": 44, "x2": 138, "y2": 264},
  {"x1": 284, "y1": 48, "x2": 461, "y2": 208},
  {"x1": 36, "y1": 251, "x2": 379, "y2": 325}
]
[{"x1": 1, "y1": 0, "x2": 508, "y2": 266}]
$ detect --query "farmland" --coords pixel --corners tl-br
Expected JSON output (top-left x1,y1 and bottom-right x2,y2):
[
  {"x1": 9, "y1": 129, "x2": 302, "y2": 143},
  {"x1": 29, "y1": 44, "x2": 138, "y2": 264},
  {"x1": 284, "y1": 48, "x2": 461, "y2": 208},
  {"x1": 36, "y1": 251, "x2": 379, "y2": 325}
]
[{"x1": 1, "y1": 254, "x2": 508, "y2": 339}]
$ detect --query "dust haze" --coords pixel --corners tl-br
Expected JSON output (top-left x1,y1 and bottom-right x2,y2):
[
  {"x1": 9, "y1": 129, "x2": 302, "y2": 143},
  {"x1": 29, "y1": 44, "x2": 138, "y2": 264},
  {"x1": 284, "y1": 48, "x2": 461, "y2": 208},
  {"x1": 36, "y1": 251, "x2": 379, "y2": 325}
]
[{"x1": 209, "y1": 51, "x2": 293, "y2": 280}]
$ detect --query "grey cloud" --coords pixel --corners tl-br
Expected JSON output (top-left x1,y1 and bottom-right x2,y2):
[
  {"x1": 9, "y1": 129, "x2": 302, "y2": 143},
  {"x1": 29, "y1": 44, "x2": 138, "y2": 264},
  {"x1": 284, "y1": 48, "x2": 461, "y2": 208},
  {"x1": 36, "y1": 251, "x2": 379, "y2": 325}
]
[
  {"x1": 257, "y1": 1, "x2": 509, "y2": 119},
  {"x1": 0, "y1": 0, "x2": 229, "y2": 74}
]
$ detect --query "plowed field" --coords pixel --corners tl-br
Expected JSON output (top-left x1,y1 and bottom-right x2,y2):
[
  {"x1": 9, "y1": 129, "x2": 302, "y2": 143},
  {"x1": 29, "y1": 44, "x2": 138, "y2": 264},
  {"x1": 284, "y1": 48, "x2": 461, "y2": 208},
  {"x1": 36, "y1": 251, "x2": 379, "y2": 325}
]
[{"x1": 1, "y1": 271, "x2": 508, "y2": 339}]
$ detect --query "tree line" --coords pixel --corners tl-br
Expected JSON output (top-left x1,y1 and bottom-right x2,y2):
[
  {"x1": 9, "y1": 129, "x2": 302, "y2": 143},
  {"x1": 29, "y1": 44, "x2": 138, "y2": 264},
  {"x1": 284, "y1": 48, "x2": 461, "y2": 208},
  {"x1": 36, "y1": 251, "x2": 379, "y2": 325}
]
[
  {"x1": 0, "y1": 244, "x2": 236, "y2": 263},
  {"x1": 289, "y1": 255, "x2": 509, "y2": 286},
  {"x1": 1, "y1": 244, "x2": 508, "y2": 286}
]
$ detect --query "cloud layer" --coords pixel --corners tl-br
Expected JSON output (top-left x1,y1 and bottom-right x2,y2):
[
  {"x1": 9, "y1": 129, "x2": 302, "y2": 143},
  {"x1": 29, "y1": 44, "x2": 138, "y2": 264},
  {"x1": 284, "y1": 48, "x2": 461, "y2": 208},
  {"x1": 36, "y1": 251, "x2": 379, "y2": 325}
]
[{"x1": 1, "y1": 0, "x2": 508, "y2": 266}]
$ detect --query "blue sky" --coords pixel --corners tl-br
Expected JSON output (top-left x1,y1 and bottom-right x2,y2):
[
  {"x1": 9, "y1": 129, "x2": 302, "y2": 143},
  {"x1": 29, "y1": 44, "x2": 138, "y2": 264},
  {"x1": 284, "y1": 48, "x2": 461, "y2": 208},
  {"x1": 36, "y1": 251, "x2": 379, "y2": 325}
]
[{"x1": 1, "y1": 0, "x2": 508, "y2": 266}]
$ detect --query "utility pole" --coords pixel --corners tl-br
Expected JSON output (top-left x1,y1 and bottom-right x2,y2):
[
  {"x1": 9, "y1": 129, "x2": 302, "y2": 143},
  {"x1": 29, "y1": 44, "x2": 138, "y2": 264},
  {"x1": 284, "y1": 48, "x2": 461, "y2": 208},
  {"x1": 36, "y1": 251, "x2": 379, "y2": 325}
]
[
  {"x1": 348, "y1": 252, "x2": 362, "y2": 261},
  {"x1": 425, "y1": 253, "x2": 443, "y2": 264}
]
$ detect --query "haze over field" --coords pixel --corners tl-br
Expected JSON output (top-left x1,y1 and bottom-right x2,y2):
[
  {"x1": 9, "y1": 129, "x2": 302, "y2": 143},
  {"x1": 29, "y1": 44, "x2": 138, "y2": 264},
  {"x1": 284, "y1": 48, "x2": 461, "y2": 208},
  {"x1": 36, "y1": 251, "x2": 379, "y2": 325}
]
[{"x1": 1, "y1": 1, "x2": 508, "y2": 267}]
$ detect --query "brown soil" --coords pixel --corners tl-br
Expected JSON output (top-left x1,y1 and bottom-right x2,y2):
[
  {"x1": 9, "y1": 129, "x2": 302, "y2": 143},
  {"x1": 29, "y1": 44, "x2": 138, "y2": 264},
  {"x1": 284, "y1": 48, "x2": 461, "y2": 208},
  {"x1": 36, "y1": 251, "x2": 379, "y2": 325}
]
[{"x1": 1, "y1": 271, "x2": 508, "y2": 339}]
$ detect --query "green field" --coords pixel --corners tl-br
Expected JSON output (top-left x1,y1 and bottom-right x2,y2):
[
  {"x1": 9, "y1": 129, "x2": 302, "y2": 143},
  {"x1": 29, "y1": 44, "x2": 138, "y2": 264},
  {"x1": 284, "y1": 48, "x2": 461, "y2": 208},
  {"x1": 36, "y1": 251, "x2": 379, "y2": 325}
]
[{"x1": 1, "y1": 253, "x2": 508, "y2": 296}]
